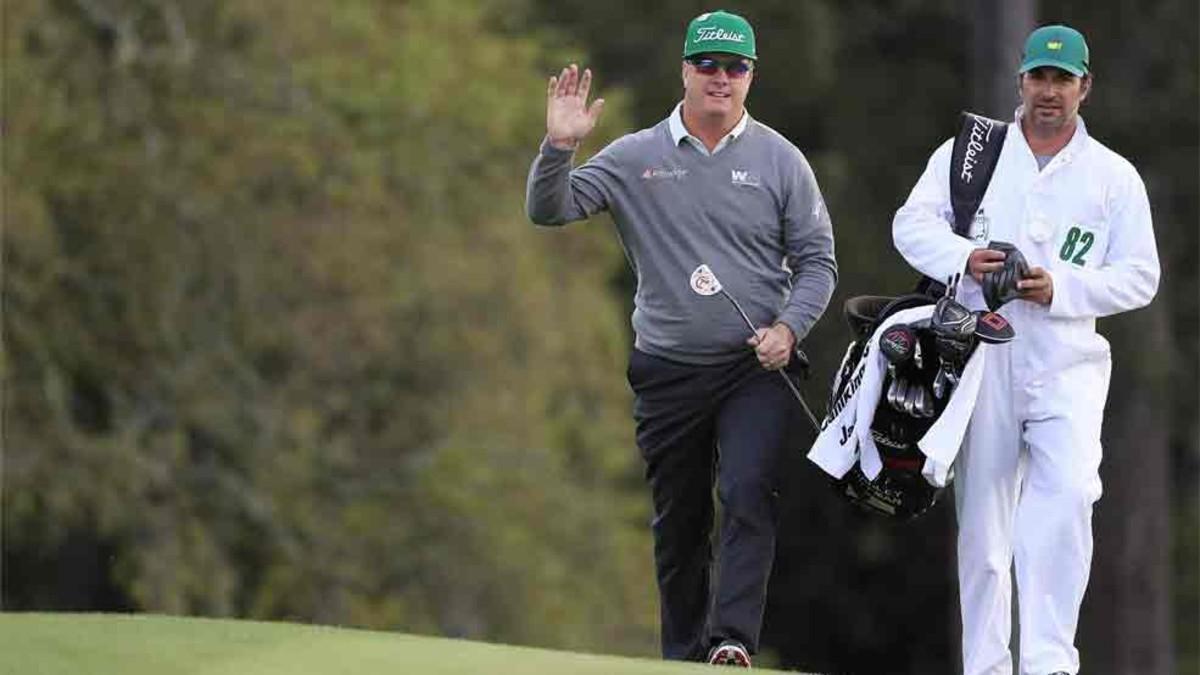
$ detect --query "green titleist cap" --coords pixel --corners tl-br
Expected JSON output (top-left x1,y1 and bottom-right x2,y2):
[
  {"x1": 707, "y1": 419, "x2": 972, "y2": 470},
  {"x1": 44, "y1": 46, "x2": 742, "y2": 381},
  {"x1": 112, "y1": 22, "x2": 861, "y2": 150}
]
[
  {"x1": 1019, "y1": 25, "x2": 1089, "y2": 76},
  {"x1": 683, "y1": 10, "x2": 757, "y2": 60}
]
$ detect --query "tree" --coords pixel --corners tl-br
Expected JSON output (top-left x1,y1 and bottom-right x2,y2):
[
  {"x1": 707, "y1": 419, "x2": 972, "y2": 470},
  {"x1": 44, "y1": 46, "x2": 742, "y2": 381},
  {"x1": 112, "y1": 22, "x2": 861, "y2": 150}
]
[{"x1": 4, "y1": 0, "x2": 658, "y2": 654}]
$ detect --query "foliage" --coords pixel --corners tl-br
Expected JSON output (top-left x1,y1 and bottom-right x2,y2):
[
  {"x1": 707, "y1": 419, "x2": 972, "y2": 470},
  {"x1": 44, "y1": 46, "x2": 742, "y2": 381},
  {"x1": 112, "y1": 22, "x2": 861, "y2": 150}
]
[
  {"x1": 5, "y1": 0, "x2": 1195, "y2": 671},
  {"x1": 5, "y1": 0, "x2": 655, "y2": 654}
]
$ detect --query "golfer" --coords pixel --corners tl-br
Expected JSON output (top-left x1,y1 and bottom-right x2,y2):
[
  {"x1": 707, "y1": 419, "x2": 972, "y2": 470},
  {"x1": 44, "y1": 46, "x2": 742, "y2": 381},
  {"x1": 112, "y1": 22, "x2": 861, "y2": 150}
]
[{"x1": 525, "y1": 9, "x2": 837, "y2": 667}]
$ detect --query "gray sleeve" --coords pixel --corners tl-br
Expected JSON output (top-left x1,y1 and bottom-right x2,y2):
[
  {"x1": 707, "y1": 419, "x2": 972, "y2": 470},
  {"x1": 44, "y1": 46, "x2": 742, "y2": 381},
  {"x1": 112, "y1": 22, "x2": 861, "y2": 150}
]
[
  {"x1": 525, "y1": 137, "x2": 622, "y2": 226},
  {"x1": 776, "y1": 151, "x2": 837, "y2": 341}
]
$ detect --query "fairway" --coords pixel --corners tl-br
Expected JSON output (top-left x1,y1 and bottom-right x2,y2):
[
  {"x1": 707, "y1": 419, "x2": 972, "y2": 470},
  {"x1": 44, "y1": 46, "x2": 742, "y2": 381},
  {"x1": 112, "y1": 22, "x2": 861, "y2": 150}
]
[{"x1": 0, "y1": 613, "x2": 805, "y2": 674}]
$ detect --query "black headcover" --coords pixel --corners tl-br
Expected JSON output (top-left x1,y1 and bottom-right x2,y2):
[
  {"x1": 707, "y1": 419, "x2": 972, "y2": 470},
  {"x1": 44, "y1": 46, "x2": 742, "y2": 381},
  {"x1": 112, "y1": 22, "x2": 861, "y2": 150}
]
[{"x1": 981, "y1": 241, "x2": 1030, "y2": 311}]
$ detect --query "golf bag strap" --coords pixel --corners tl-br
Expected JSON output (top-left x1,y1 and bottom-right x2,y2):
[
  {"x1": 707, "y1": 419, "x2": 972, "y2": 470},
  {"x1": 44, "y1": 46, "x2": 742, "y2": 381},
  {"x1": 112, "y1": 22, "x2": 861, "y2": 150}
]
[
  {"x1": 916, "y1": 111, "x2": 1008, "y2": 297},
  {"x1": 950, "y1": 111, "x2": 1008, "y2": 236}
]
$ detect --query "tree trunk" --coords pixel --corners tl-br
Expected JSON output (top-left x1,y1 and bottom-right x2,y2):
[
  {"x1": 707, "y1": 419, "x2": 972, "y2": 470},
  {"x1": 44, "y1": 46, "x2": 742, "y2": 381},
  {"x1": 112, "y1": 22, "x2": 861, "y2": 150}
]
[
  {"x1": 1081, "y1": 305, "x2": 1175, "y2": 675},
  {"x1": 971, "y1": 0, "x2": 1035, "y2": 119}
]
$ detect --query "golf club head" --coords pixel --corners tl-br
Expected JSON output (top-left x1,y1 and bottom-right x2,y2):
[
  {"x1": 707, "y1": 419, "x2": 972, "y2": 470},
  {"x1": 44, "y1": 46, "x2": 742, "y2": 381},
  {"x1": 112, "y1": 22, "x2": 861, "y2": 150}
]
[
  {"x1": 974, "y1": 310, "x2": 1015, "y2": 344},
  {"x1": 904, "y1": 382, "x2": 919, "y2": 416},
  {"x1": 689, "y1": 264, "x2": 722, "y2": 296},
  {"x1": 932, "y1": 295, "x2": 978, "y2": 339},
  {"x1": 936, "y1": 334, "x2": 974, "y2": 365},
  {"x1": 887, "y1": 377, "x2": 901, "y2": 411},
  {"x1": 932, "y1": 365, "x2": 948, "y2": 399},
  {"x1": 945, "y1": 368, "x2": 960, "y2": 388},
  {"x1": 918, "y1": 385, "x2": 936, "y2": 417},
  {"x1": 892, "y1": 378, "x2": 910, "y2": 413},
  {"x1": 880, "y1": 324, "x2": 917, "y2": 365},
  {"x1": 905, "y1": 384, "x2": 917, "y2": 417}
]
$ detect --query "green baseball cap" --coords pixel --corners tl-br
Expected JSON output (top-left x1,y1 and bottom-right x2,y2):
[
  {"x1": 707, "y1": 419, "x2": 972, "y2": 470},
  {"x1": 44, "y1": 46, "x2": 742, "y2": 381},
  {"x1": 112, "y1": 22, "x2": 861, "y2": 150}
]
[
  {"x1": 683, "y1": 10, "x2": 757, "y2": 61},
  {"x1": 1019, "y1": 25, "x2": 1089, "y2": 76}
]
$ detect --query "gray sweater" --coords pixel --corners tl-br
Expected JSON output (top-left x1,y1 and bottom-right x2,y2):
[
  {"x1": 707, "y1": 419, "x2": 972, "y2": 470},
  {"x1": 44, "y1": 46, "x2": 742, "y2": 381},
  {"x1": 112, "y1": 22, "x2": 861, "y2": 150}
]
[{"x1": 526, "y1": 114, "x2": 837, "y2": 364}]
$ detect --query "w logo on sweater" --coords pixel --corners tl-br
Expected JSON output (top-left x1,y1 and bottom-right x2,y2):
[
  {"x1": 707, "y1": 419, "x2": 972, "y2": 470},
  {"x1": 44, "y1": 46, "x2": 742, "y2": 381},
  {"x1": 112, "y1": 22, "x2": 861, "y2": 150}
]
[{"x1": 730, "y1": 169, "x2": 761, "y2": 187}]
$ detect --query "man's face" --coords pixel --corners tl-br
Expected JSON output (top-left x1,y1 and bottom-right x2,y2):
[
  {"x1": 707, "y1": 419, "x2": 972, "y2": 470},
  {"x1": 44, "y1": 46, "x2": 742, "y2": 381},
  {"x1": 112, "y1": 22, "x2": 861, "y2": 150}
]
[
  {"x1": 681, "y1": 53, "x2": 754, "y2": 120},
  {"x1": 1019, "y1": 66, "x2": 1091, "y2": 134}
]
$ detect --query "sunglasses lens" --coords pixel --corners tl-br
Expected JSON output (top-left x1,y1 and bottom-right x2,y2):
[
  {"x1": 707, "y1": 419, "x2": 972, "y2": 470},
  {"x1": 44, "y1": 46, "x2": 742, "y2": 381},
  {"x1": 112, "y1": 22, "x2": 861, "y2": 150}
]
[
  {"x1": 727, "y1": 62, "x2": 751, "y2": 78},
  {"x1": 690, "y1": 58, "x2": 752, "y2": 77}
]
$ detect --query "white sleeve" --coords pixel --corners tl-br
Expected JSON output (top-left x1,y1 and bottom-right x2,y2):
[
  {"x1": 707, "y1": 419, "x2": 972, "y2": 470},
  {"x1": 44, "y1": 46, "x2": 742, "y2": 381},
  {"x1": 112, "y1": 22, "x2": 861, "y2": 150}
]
[
  {"x1": 892, "y1": 139, "x2": 977, "y2": 284},
  {"x1": 1049, "y1": 164, "x2": 1161, "y2": 318}
]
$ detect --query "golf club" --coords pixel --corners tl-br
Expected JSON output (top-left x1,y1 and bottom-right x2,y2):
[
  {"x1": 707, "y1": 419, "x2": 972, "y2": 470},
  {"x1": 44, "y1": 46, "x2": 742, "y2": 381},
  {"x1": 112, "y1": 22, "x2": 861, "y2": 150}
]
[{"x1": 690, "y1": 264, "x2": 821, "y2": 431}]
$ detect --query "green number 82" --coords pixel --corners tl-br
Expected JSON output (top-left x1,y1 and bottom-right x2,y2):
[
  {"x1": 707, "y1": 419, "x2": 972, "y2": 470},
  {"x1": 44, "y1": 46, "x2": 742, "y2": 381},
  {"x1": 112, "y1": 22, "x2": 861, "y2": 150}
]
[{"x1": 1059, "y1": 226, "x2": 1094, "y2": 265}]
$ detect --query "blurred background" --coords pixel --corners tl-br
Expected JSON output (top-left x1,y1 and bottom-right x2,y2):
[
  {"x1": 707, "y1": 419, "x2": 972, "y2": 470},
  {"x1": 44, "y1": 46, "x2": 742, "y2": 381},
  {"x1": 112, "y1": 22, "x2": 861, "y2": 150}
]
[{"x1": 3, "y1": 0, "x2": 1196, "y2": 673}]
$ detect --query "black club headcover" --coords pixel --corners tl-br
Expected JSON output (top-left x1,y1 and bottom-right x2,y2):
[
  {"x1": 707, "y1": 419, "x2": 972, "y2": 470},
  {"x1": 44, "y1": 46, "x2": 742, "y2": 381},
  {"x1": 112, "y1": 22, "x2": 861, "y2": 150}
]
[
  {"x1": 931, "y1": 295, "x2": 978, "y2": 367},
  {"x1": 981, "y1": 241, "x2": 1030, "y2": 311}
]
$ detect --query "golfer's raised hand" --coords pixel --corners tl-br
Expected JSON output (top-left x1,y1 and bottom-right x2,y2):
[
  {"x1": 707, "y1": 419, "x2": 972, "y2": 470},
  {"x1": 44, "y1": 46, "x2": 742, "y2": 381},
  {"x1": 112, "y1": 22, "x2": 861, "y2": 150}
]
[{"x1": 546, "y1": 64, "x2": 605, "y2": 151}]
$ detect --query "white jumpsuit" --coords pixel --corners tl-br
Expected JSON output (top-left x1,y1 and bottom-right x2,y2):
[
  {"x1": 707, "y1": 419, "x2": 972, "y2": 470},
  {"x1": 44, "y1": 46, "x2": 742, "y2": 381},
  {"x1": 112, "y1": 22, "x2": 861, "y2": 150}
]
[{"x1": 892, "y1": 111, "x2": 1160, "y2": 675}]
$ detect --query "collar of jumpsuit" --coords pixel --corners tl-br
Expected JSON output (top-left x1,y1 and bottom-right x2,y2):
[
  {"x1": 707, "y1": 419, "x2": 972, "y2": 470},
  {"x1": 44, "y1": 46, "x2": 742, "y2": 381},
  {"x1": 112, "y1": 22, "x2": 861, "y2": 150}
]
[
  {"x1": 1013, "y1": 105, "x2": 1090, "y2": 171},
  {"x1": 1012, "y1": 104, "x2": 1088, "y2": 248},
  {"x1": 669, "y1": 102, "x2": 750, "y2": 156}
]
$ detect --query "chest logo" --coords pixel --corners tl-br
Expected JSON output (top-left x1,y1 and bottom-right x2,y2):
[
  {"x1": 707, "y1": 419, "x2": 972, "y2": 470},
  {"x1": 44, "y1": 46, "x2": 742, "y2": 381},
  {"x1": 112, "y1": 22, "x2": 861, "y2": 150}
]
[
  {"x1": 641, "y1": 167, "x2": 688, "y2": 180},
  {"x1": 731, "y1": 169, "x2": 761, "y2": 187}
]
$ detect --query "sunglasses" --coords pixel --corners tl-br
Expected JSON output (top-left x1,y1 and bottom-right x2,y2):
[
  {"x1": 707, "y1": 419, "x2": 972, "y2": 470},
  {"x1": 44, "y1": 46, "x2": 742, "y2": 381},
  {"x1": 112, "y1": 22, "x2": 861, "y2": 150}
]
[{"x1": 687, "y1": 56, "x2": 754, "y2": 78}]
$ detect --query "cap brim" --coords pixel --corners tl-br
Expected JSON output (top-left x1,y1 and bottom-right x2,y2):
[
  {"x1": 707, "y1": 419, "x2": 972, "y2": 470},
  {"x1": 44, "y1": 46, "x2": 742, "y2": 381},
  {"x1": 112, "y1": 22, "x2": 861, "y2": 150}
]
[
  {"x1": 684, "y1": 48, "x2": 757, "y2": 60},
  {"x1": 1019, "y1": 58, "x2": 1086, "y2": 77}
]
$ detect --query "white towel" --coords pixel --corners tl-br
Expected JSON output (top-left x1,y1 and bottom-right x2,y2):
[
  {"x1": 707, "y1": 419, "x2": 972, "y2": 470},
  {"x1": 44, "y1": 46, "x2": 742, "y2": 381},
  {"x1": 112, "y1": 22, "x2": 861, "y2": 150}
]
[{"x1": 918, "y1": 342, "x2": 986, "y2": 486}]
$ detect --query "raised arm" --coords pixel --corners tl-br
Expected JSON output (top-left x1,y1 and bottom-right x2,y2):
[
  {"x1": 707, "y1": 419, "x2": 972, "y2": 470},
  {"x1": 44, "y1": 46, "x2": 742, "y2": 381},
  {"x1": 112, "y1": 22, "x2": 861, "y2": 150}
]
[{"x1": 525, "y1": 64, "x2": 615, "y2": 226}]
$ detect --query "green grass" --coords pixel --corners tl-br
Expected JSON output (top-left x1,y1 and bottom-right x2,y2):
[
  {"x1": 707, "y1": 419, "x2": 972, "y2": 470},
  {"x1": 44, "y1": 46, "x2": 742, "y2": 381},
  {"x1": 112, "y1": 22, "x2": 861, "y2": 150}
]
[{"x1": 0, "y1": 613, "x2": 805, "y2": 674}]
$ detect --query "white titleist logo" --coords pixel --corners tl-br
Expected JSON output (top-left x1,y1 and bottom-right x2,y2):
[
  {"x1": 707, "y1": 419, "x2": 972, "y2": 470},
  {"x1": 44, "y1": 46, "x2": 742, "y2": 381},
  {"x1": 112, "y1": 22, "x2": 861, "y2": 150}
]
[
  {"x1": 959, "y1": 117, "x2": 995, "y2": 183},
  {"x1": 695, "y1": 27, "x2": 746, "y2": 43}
]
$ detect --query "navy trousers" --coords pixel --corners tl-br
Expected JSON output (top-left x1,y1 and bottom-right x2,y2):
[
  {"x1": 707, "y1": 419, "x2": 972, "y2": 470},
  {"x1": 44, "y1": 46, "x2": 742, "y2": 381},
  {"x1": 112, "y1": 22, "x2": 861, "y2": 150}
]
[{"x1": 626, "y1": 348, "x2": 800, "y2": 661}]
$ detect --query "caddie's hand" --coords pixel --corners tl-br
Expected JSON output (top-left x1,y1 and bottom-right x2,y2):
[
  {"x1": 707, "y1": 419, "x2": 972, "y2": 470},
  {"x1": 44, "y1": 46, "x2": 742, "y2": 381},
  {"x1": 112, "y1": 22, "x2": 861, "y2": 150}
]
[
  {"x1": 1017, "y1": 266, "x2": 1054, "y2": 305},
  {"x1": 967, "y1": 248, "x2": 1007, "y2": 282},
  {"x1": 546, "y1": 64, "x2": 605, "y2": 151},
  {"x1": 748, "y1": 323, "x2": 796, "y2": 371}
]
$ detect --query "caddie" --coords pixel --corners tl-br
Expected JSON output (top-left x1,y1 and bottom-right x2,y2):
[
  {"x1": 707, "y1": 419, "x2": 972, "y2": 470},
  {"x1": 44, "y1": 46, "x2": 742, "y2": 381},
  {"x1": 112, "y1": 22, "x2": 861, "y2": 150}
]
[
  {"x1": 892, "y1": 25, "x2": 1160, "y2": 675},
  {"x1": 525, "y1": 9, "x2": 837, "y2": 667}
]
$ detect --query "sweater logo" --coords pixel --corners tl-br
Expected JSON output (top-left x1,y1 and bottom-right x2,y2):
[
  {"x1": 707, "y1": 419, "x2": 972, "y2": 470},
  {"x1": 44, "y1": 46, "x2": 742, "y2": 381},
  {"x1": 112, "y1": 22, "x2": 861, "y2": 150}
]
[
  {"x1": 730, "y1": 169, "x2": 761, "y2": 187},
  {"x1": 641, "y1": 167, "x2": 689, "y2": 180}
]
